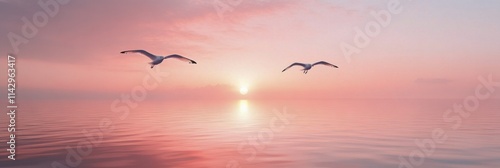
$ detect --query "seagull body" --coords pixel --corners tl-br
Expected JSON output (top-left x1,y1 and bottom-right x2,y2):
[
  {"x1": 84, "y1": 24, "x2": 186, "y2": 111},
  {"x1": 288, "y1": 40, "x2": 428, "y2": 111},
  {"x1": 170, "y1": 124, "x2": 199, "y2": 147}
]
[
  {"x1": 120, "y1": 50, "x2": 197, "y2": 68},
  {"x1": 282, "y1": 61, "x2": 338, "y2": 74}
]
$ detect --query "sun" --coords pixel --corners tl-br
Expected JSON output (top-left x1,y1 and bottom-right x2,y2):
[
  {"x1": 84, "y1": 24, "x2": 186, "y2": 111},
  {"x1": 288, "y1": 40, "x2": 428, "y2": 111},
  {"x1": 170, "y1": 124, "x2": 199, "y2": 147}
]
[{"x1": 239, "y1": 86, "x2": 249, "y2": 95}]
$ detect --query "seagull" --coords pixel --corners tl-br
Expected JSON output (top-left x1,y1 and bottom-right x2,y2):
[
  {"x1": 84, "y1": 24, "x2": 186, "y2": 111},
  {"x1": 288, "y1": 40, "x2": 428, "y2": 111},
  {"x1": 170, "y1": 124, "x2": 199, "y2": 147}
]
[
  {"x1": 282, "y1": 61, "x2": 338, "y2": 74},
  {"x1": 120, "y1": 50, "x2": 197, "y2": 68}
]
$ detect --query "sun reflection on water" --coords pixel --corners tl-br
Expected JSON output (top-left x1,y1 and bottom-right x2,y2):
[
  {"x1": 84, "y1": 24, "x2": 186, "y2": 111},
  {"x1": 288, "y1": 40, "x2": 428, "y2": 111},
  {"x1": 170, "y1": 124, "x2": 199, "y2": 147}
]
[
  {"x1": 237, "y1": 99, "x2": 250, "y2": 120},
  {"x1": 239, "y1": 99, "x2": 248, "y2": 113}
]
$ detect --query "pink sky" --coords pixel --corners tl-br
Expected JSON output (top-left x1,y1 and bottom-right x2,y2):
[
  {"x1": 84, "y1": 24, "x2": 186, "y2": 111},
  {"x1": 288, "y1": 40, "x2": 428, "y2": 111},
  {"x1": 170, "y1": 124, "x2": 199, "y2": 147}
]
[{"x1": 0, "y1": 0, "x2": 499, "y2": 99}]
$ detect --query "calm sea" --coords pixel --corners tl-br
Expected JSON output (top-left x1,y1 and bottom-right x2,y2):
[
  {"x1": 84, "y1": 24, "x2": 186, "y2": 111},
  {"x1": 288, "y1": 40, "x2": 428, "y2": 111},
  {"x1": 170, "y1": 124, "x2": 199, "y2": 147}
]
[{"x1": 0, "y1": 99, "x2": 499, "y2": 168}]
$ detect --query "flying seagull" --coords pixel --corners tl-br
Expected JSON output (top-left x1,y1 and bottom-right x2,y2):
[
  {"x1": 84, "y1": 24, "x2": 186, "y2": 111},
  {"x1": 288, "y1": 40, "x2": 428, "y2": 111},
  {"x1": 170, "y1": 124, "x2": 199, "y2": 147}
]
[
  {"x1": 282, "y1": 61, "x2": 338, "y2": 74},
  {"x1": 120, "y1": 50, "x2": 197, "y2": 68}
]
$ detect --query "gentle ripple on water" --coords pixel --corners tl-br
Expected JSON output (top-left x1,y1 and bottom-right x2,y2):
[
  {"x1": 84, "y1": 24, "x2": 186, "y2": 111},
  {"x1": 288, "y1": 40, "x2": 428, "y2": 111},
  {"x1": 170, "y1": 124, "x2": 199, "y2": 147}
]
[{"x1": 0, "y1": 99, "x2": 499, "y2": 168}]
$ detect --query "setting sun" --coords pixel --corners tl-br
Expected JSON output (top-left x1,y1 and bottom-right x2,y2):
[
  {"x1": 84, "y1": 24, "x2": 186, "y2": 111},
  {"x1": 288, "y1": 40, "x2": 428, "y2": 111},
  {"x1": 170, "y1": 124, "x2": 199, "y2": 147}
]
[{"x1": 239, "y1": 86, "x2": 249, "y2": 95}]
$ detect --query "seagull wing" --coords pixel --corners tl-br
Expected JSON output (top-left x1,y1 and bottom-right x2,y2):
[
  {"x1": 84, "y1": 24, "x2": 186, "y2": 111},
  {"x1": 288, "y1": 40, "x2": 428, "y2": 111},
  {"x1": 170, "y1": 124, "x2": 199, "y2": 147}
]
[
  {"x1": 164, "y1": 54, "x2": 197, "y2": 64},
  {"x1": 282, "y1": 63, "x2": 307, "y2": 72},
  {"x1": 120, "y1": 50, "x2": 157, "y2": 61},
  {"x1": 312, "y1": 61, "x2": 338, "y2": 68}
]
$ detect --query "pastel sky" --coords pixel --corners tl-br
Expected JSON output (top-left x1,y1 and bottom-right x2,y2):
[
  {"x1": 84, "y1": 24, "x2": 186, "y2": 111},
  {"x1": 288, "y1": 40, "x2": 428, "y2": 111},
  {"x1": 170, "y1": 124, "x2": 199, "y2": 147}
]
[{"x1": 0, "y1": 0, "x2": 499, "y2": 99}]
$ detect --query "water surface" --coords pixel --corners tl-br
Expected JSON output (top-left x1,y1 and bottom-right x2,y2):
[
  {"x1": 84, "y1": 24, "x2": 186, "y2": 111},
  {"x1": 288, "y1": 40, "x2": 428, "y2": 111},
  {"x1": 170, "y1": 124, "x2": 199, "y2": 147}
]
[{"x1": 0, "y1": 99, "x2": 499, "y2": 168}]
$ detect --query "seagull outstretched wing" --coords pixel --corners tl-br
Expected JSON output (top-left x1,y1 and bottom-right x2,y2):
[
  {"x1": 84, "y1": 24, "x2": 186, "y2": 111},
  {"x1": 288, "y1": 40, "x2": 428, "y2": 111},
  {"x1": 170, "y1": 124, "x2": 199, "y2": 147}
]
[
  {"x1": 312, "y1": 61, "x2": 338, "y2": 68},
  {"x1": 282, "y1": 63, "x2": 307, "y2": 72},
  {"x1": 164, "y1": 54, "x2": 197, "y2": 64},
  {"x1": 120, "y1": 50, "x2": 157, "y2": 60}
]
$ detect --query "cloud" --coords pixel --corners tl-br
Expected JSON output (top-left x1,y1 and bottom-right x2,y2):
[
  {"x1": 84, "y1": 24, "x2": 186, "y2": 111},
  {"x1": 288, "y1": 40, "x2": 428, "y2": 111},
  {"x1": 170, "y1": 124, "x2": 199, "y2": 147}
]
[
  {"x1": 414, "y1": 78, "x2": 452, "y2": 84},
  {"x1": 0, "y1": 0, "x2": 301, "y2": 62},
  {"x1": 0, "y1": 0, "x2": 357, "y2": 65}
]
